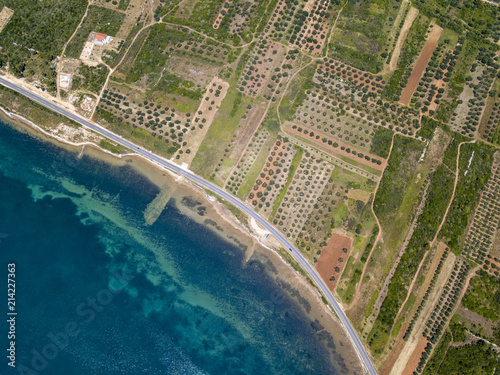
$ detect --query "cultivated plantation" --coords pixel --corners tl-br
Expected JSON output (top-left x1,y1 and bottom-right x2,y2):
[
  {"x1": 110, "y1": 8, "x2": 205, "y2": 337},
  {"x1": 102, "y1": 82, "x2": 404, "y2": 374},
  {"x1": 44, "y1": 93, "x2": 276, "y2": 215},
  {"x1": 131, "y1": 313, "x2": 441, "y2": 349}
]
[{"x1": 1, "y1": 0, "x2": 500, "y2": 372}]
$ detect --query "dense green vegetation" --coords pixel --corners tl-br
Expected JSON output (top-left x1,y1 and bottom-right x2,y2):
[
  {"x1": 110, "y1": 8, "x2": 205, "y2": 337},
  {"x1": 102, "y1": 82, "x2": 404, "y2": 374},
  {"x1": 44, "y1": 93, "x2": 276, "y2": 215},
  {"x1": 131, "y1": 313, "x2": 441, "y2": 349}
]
[
  {"x1": 428, "y1": 340, "x2": 499, "y2": 374},
  {"x1": 370, "y1": 127, "x2": 393, "y2": 158},
  {"x1": 165, "y1": 0, "x2": 275, "y2": 44},
  {"x1": 462, "y1": 270, "x2": 500, "y2": 322},
  {"x1": 65, "y1": 6, "x2": 125, "y2": 59},
  {"x1": 329, "y1": 45, "x2": 381, "y2": 74},
  {"x1": 417, "y1": 116, "x2": 440, "y2": 140},
  {"x1": 373, "y1": 135, "x2": 424, "y2": 220},
  {"x1": 440, "y1": 143, "x2": 494, "y2": 253},
  {"x1": 422, "y1": 331, "x2": 453, "y2": 375},
  {"x1": 0, "y1": 0, "x2": 87, "y2": 55},
  {"x1": 369, "y1": 162, "x2": 455, "y2": 354},
  {"x1": 329, "y1": 0, "x2": 402, "y2": 73}
]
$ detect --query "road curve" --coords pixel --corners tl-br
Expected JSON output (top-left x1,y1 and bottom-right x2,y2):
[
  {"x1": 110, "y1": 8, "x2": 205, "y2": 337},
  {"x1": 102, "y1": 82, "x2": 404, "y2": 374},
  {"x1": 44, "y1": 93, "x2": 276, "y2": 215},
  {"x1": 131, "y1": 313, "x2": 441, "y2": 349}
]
[{"x1": 0, "y1": 76, "x2": 377, "y2": 375}]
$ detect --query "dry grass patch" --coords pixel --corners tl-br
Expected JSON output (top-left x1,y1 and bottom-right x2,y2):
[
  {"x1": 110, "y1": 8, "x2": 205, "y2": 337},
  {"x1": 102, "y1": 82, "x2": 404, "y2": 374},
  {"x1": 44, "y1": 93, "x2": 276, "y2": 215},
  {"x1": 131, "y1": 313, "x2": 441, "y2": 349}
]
[
  {"x1": 0, "y1": 6, "x2": 14, "y2": 33},
  {"x1": 175, "y1": 77, "x2": 229, "y2": 165}
]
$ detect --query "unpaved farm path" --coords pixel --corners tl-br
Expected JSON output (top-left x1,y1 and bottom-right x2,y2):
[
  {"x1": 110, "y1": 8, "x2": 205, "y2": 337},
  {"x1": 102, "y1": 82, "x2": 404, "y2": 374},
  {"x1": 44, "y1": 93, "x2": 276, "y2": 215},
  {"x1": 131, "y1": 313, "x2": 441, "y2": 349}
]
[{"x1": 389, "y1": 140, "x2": 475, "y2": 337}]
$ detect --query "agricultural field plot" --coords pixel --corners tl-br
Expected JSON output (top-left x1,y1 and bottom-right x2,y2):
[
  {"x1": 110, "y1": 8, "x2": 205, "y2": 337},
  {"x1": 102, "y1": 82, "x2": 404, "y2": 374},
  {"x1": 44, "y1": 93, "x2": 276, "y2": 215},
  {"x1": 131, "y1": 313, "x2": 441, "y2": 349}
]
[
  {"x1": 399, "y1": 24, "x2": 443, "y2": 106},
  {"x1": 411, "y1": 36, "x2": 461, "y2": 114},
  {"x1": 365, "y1": 131, "x2": 455, "y2": 355},
  {"x1": 97, "y1": 87, "x2": 195, "y2": 152},
  {"x1": 289, "y1": 0, "x2": 336, "y2": 55},
  {"x1": 246, "y1": 137, "x2": 296, "y2": 215},
  {"x1": 212, "y1": 0, "x2": 232, "y2": 29},
  {"x1": 123, "y1": 24, "x2": 235, "y2": 89},
  {"x1": 411, "y1": 260, "x2": 472, "y2": 373},
  {"x1": 389, "y1": 245, "x2": 453, "y2": 375},
  {"x1": 236, "y1": 38, "x2": 286, "y2": 98},
  {"x1": 316, "y1": 58, "x2": 387, "y2": 94},
  {"x1": 91, "y1": 0, "x2": 120, "y2": 9},
  {"x1": 381, "y1": 13, "x2": 430, "y2": 103},
  {"x1": 225, "y1": 129, "x2": 270, "y2": 196},
  {"x1": 265, "y1": 0, "x2": 306, "y2": 43},
  {"x1": 329, "y1": 0, "x2": 403, "y2": 73},
  {"x1": 207, "y1": 99, "x2": 268, "y2": 184},
  {"x1": 0, "y1": 6, "x2": 13, "y2": 33},
  {"x1": 174, "y1": 77, "x2": 229, "y2": 165},
  {"x1": 421, "y1": 259, "x2": 470, "y2": 344},
  {"x1": 316, "y1": 233, "x2": 352, "y2": 291},
  {"x1": 461, "y1": 153, "x2": 500, "y2": 265},
  {"x1": 284, "y1": 122, "x2": 385, "y2": 170},
  {"x1": 271, "y1": 152, "x2": 333, "y2": 241},
  {"x1": 449, "y1": 63, "x2": 497, "y2": 137},
  {"x1": 115, "y1": 0, "x2": 159, "y2": 39},
  {"x1": 291, "y1": 93, "x2": 387, "y2": 155},
  {"x1": 308, "y1": 83, "x2": 421, "y2": 136},
  {"x1": 286, "y1": 135, "x2": 381, "y2": 180},
  {"x1": 383, "y1": 0, "x2": 412, "y2": 71},
  {"x1": 296, "y1": 164, "x2": 375, "y2": 264}
]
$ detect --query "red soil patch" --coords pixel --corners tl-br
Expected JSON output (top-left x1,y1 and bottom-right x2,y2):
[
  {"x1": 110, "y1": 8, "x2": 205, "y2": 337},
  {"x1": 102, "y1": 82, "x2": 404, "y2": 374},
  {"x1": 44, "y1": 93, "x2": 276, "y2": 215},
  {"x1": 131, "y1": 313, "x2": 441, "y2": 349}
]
[
  {"x1": 284, "y1": 121, "x2": 385, "y2": 171},
  {"x1": 402, "y1": 335, "x2": 428, "y2": 375},
  {"x1": 317, "y1": 59, "x2": 386, "y2": 94},
  {"x1": 400, "y1": 25, "x2": 443, "y2": 105},
  {"x1": 316, "y1": 233, "x2": 352, "y2": 290},
  {"x1": 379, "y1": 326, "x2": 408, "y2": 375}
]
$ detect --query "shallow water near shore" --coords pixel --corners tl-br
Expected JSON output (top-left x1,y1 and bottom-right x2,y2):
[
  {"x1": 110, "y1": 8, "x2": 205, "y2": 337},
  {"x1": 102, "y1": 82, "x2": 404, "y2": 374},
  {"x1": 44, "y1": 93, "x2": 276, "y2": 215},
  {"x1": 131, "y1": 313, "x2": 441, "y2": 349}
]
[{"x1": 0, "y1": 118, "x2": 359, "y2": 375}]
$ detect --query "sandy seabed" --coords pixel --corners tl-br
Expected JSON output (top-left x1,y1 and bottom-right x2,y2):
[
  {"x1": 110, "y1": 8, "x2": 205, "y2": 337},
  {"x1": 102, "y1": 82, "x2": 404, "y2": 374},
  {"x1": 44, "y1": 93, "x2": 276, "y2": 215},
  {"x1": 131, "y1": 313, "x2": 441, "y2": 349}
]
[{"x1": 0, "y1": 106, "x2": 365, "y2": 374}]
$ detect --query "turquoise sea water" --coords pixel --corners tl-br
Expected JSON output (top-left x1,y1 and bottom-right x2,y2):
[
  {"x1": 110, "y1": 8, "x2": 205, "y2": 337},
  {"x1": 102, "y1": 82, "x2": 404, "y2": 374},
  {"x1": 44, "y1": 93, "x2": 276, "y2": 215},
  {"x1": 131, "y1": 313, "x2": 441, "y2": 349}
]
[{"x1": 0, "y1": 120, "x2": 351, "y2": 375}]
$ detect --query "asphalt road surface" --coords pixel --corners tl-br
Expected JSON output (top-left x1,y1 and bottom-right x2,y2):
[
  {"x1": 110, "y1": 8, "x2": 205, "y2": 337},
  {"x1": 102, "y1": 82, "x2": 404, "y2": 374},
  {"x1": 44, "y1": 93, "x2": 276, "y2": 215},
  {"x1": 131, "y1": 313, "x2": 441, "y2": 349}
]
[{"x1": 0, "y1": 76, "x2": 378, "y2": 375}]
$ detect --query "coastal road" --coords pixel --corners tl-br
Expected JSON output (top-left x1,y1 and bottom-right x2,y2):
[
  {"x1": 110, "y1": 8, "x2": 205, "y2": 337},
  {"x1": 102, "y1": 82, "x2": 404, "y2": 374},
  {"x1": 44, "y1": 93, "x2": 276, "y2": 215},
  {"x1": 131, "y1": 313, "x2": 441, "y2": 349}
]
[{"x1": 0, "y1": 76, "x2": 378, "y2": 375}]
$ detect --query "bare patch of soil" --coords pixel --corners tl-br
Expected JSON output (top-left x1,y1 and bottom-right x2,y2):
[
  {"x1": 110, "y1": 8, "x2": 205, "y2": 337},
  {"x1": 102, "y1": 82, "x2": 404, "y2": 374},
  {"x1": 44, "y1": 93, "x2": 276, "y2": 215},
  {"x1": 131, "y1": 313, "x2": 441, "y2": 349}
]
[
  {"x1": 316, "y1": 233, "x2": 352, "y2": 290},
  {"x1": 0, "y1": 6, "x2": 14, "y2": 33},
  {"x1": 401, "y1": 335, "x2": 428, "y2": 375}
]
